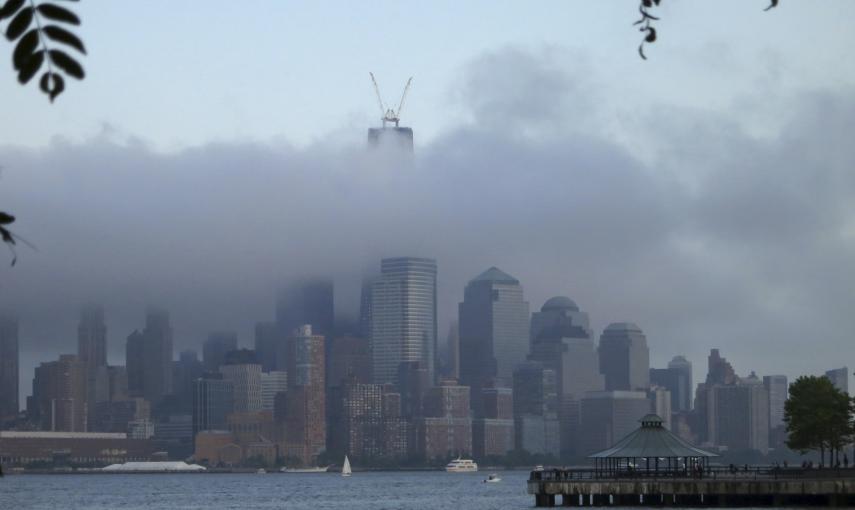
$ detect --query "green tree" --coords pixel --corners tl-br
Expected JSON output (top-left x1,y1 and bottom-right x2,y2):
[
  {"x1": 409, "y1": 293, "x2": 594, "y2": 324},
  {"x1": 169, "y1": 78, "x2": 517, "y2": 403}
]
[{"x1": 784, "y1": 375, "x2": 855, "y2": 466}]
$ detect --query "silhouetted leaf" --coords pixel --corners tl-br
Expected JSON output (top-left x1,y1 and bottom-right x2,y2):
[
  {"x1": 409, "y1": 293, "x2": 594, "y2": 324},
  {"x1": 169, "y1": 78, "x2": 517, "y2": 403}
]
[
  {"x1": 48, "y1": 49, "x2": 83, "y2": 79},
  {"x1": 0, "y1": 226, "x2": 14, "y2": 243},
  {"x1": 39, "y1": 71, "x2": 64, "y2": 101},
  {"x1": 13, "y1": 28, "x2": 39, "y2": 69},
  {"x1": 638, "y1": 44, "x2": 647, "y2": 60},
  {"x1": 17, "y1": 49, "x2": 43, "y2": 84},
  {"x1": 36, "y1": 3, "x2": 79, "y2": 25},
  {"x1": 642, "y1": 0, "x2": 652, "y2": 7},
  {"x1": 5, "y1": 5, "x2": 32, "y2": 40},
  {"x1": 765, "y1": 0, "x2": 779, "y2": 11},
  {"x1": 43, "y1": 24, "x2": 85, "y2": 53},
  {"x1": 0, "y1": 0, "x2": 25, "y2": 21},
  {"x1": 645, "y1": 27, "x2": 657, "y2": 43},
  {"x1": 0, "y1": 212, "x2": 14, "y2": 225}
]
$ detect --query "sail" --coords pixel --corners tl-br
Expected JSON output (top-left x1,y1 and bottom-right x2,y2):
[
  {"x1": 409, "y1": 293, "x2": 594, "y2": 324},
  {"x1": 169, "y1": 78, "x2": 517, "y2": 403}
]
[{"x1": 342, "y1": 455, "x2": 352, "y2": 476}]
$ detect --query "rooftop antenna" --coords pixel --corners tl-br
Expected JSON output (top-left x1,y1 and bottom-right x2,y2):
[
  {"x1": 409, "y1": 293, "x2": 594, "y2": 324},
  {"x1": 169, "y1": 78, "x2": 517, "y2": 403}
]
[{"x1": 370, "y1": 73, "x2": 413, "y2": 128}]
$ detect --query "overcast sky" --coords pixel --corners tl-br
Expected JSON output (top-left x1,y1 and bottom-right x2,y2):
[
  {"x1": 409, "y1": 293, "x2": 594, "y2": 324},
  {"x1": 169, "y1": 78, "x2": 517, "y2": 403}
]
[{"x1": 2, "y1": 1, "x2": 855, "y2": 401}]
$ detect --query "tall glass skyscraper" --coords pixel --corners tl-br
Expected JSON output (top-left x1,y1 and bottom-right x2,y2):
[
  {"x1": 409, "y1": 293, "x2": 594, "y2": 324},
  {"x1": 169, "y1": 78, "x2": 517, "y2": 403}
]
[
  {"x1": 368, "y1": 257, "x2": 437, "y2": 385},
  {"x1": 458, "y1": 267, "x2": 529, "y2": 396}
]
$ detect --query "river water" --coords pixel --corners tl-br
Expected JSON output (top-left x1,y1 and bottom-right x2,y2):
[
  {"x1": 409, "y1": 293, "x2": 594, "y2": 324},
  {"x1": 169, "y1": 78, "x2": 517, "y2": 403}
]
[{"x1": 0, "y1": 470, "x2": 534, "y2": 509}]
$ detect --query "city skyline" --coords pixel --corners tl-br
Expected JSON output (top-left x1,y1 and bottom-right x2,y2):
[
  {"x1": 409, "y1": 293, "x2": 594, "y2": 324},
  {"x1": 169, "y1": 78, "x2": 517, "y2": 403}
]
[{"x1": 1, "y1": 260, "x2": 851, "y2": 411}]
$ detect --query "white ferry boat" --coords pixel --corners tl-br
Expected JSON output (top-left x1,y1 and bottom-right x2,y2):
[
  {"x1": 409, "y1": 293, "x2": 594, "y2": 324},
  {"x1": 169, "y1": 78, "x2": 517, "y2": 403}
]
[{"x1": 445, "y1": 458, "x2": 478, "y2": 473}]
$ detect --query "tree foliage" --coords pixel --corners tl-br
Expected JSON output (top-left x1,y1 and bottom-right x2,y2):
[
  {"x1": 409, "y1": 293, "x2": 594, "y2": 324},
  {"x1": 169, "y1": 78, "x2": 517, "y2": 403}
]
[
  {"x1": 635, "y1": 0, "x2": 779, "y2": 60},
  {"x1": 0, "y1": 0, "x2": 85, "y2": 101},
  {"x1": 1, "y1": 0, "x2": 85, "y2": 264},
  {"x1": 784, "y1": 375, "x2": 855, "y2": 465}
]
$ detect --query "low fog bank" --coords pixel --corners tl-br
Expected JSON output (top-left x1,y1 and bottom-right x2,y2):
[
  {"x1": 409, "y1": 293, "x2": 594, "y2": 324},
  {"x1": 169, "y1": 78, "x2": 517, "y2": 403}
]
[{"x1": 2, "y1": 47, "x2": 854, "y2": 397}]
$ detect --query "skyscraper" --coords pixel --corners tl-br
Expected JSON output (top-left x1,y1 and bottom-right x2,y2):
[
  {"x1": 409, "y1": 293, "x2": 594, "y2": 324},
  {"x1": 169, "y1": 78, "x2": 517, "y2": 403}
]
[
  {"x1": 219, "y1": 350, "x2": 262, "y2": 413},
  {"x1": 649, "y1": 355, "x2": 693, "y2": 415},
  {"x1": 126, "y1": 308, "x2": 174, "y2": 405},
  {"x1": 368, "y1": 257, "x2": 437, "y2": 385},
  {"x1": 192, "y1": 373, "x2": 234, "y2": 437},
  {"x1": 763, "y1": 375, "x2": 788, "y2": 430},
  {"x1": 577, "y1": 390, "x2": 650, "y2": 456},
  {"x1": 31, "y1": 354, "x2": 88, "y2": 432},
  {"x1": 512, "y1": 361, "x2": 560, "y2": 455},
  {"x1": 416, "y1": 380, "x2": 472, "y2": 460},
  {"x1": 458, "y1": 267, "x2": 529, "y2": 407},
  {"x1": 173, "y1": 350, "x2": 204, "y2": 412},
  {"x1": 825, "y1": 367, "x2": 849, "y2": 394},
  {"x1": 528, "y1": 297, "x2": 603, "y2": 457},
  {"x1": 254, "y1": 322, "x2": 287, "y2": 373},
  {"x1": 709, "y1": 376, "x2": 770, "y2": 455},
  {"x1": 202, "y1": 331, "x2": 238, "y2": 373},
  {"x1": 667, "y1": 355, "x2": 693, "y2": 411},
  {"x1": 276, "y1": 278, "x2": 334, "y2": 338},
  {"x1": 77, "y1": 305, "x2": 107, "y2": 373},
  {"x1": 0, "y1": 313, "x2": 19, "y2": 422},
  {"x1": 283, "y1": 325, "x2": 326, "y2": 465},
  {"x1": 598, "y1": 322, "x2": 650, "y2": 392}
]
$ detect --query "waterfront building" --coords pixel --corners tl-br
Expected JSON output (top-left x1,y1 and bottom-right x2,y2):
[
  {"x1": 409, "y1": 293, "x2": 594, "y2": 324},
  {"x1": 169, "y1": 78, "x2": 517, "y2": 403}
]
[
  {"x1": 192, "y1": 373, "x2": 234, "y2": 437},
  {"x1": 260, "y1": 371, "x2": 288, "y2": 411},
  {"x1": 763, "y1": 374, "x2": 788, "y2": 430},
  {"x1": 458, "y1": 267, "x2": 529, "y2": 416},
  {"x1": 577, "y1": 390, "x2": 650, "y2": 456},
  {"x1": 92, "y1": 398, "x2": 151, "y2": 433},
  {"x1": 708, "y1": 373, "x2": 770, "y2": 455},
  {"x1": 126, "y1": 308, "x2": 173, "y2": 405},
  {"x1": 472, "y1": 386, "x2": 514, "y2": 459},
  {"x1": 512, "y1": 361, "x2": 560, "y2": 455},
  {"x1": 415, "y1": 379, "x2": 472, "y2": 461},
  {"x1": 825, "y1": 367, "x2": 849, "y2": 394},
  {"x1": 31, "y1": 354, "x2": 88, "y2": 432},
  {"x1": 368, "y1": 257, "x2": 437, "y2": 385},
  {"x1": 598, "y1": 322, "x2": 650, "y2": 392},
  {"x1": 282, "y1": 325, "x2": 326, "y2": 465},
  {"x1": 0, "y1": 312, "x2": 19, "y2": 422},
  {"x1": 0, "y1": 431, "x2": 154, "y2": 467},
  {"x1": 219, "y1": 351, "x2": 262, "y2": 413}
]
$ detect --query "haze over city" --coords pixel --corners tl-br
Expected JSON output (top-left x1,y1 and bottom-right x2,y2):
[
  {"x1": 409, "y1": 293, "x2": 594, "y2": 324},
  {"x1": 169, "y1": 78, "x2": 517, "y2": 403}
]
[{"x1": 2, "y1": 0, "x2": 855, "y2": 402}]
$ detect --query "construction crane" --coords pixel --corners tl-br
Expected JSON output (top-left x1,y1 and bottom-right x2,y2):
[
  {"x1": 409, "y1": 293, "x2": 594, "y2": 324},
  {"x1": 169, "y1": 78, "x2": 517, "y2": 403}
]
[{"x1": 370, "y1": 72, "x2": 413, "y2": 128}]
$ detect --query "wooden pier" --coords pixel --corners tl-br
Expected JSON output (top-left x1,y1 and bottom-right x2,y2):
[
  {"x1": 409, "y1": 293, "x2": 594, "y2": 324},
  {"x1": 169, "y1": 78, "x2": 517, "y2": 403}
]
[{"x1": 528, "y1": 467, "x2": 855, "y2": 507}]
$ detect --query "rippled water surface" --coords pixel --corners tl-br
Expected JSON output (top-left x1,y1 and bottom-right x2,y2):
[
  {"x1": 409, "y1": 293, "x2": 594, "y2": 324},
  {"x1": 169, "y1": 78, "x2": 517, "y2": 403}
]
[{"x1": 0, "y1": 470, "x2": 535, "y2": 509}]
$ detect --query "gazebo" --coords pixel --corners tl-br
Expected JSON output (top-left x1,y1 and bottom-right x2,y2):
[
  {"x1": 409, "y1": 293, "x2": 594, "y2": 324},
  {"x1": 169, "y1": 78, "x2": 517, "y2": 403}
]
[{"x1": 588, "y1": 414, "x2": 718, "y2": 477}]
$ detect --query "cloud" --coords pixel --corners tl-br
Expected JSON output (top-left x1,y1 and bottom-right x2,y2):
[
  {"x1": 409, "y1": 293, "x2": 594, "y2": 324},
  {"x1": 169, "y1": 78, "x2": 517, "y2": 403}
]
[{"x1": 1, "y1": 46, "x2": 854, "y2": 397}]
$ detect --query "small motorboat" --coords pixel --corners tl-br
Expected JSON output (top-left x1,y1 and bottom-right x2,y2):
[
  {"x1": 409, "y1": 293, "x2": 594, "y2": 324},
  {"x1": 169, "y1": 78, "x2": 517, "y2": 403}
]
[
  {"x1": 483, "y1": 473, "x2": 501, "y2": 483},
  {"x1": 533, "y1": 465, "x2": 544, "y2": 472},
  {"x1": 256, "y1": 468, "x2": 266, "y2": 474}
]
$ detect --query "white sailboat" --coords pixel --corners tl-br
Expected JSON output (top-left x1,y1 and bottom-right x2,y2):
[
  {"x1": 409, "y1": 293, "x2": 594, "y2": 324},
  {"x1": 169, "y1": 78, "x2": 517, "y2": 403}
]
[{"x1": 341, "y1": 455, "x2": 352, "y2": 477}]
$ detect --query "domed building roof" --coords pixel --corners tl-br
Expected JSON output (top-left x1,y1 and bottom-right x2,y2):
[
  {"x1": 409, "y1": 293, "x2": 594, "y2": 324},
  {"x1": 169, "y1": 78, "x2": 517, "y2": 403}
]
[
  {"x1": 470, "y1": 266, "x2": 519, "y2": 285},
  {"x1": 541, "y1": 296, "x2": 579, "y2": 312},
  {"x1": 603, "y1": 322, "x2": 643, "y2": 333}
]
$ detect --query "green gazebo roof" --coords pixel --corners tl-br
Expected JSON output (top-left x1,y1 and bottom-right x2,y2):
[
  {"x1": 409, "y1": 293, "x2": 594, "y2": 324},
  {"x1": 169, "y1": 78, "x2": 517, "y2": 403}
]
[{"x1": 588, "y1": 414, "x2": 718, "y2": 459}]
